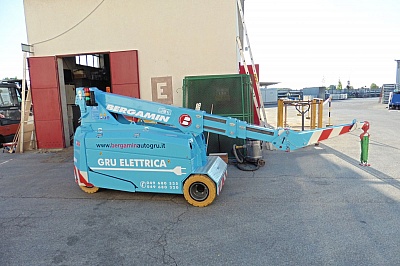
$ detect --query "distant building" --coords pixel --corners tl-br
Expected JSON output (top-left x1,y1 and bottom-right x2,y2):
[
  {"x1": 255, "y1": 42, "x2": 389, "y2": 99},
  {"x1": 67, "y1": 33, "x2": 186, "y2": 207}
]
[{"x1": 302, "y1": 87, "x2": 325, "y2": 99}]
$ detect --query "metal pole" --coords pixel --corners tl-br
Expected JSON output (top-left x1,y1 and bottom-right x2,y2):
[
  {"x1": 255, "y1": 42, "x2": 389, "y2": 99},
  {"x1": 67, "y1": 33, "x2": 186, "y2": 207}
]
[
  {"x1": 284, "y1": 102, "x2": 288, "y2": 127},
  {"x1": 318, "y1": 99, "x2": 323, "y2": 128},
  {"x1": 310, "y1": 99, "x2": 316, "y2": 129},
  {"x1": 326, "y1": 98, "x2": 332, "y2": 126},
  {"x1": 277, "y1": 99, "x2": 283, "y2": 127},
  {"x1": 19, "y1": 52, "x2": 27, "y2": 153},
  {"x1": 360, "y1": 121, "x2": 370, "y2": 166}
]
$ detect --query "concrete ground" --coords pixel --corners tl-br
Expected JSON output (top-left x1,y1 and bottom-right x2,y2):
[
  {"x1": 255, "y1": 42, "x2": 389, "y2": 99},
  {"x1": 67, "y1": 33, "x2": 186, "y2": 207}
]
[{"x1": 1, "y1": 97, "x2": 399, "y2": 266}]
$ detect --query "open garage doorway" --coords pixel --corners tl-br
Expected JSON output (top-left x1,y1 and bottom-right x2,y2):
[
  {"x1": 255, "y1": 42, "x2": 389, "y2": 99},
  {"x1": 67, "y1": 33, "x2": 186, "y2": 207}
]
[
  {"x1": 58, "y1": 53, "x2": 111, "y2": 146},
  {"x1": 29, "y1": 50, "x2": 140, "y2": 149},
  {"x1": 63, "y1": 53, "x2": 111, "y2": 92},
  {"x1": 58, "y1": 50, "x2": 140, "y2": 147}
]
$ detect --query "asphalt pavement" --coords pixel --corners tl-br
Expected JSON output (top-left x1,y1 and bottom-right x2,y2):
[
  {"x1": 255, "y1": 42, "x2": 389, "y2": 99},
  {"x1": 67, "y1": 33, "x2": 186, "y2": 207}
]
[{"x1": 1, "y1": 97, "x2": 400, "y2": 266}]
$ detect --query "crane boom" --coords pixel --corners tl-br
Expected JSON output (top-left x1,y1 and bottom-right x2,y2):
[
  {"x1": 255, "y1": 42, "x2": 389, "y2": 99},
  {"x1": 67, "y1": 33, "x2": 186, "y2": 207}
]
[{"x1": 76, "y1": 87, "x2": 359, "y2": 151}]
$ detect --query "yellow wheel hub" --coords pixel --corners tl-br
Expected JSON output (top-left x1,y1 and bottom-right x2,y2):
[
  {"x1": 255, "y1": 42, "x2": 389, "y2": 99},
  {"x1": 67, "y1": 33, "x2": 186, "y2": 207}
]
[
  {"x1": 80, "y1": 186, "x2": 99, "y2": 194},
  {"x1": 183, "y1": 174, "x2": 216, "y2": 207}
]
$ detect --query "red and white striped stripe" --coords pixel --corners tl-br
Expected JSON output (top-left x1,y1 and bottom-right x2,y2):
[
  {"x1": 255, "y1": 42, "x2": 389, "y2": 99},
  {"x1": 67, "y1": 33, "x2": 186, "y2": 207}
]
[
  {"x1": 74, "y1": 165, "x2": 94, "y2": 187},
  {"x1": 218, "y1": 171, "x2": 228, "y2": 195},
  {"x1": 307, "y1": 124, "x2": 354, "y2": 145}
]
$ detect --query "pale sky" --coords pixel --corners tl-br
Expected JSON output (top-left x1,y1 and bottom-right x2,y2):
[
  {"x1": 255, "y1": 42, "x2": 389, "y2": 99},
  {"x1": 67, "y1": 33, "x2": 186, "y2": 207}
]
[
  {"x1": 0, "y1": 0, "x2": 27, "y2": 80},
  {"x1": 0, "y1": 0, "x2": 399, "y2": 89},
  {"x1": 244, "y1": 0, "x2": 400, "y2": 89}
]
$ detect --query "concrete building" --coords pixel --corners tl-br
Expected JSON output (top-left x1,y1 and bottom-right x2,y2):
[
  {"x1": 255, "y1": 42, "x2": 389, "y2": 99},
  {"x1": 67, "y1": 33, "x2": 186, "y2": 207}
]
[
  {"x1": 23, "y1": 0, "x2": 245, "y2": 149},
  {"x1": 302, "y1": 87, "x2": 326, "y2": 99}
]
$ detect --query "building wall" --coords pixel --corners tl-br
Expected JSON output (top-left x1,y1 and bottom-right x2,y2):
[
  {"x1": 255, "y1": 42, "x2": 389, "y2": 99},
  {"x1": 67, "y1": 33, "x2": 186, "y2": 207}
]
[{"x1": 23, "y1": 0, "x2": 241, "y2": 105}]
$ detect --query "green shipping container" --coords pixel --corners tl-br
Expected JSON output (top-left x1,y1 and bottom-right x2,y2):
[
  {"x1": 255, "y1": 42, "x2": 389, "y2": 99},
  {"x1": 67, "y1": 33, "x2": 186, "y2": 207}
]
[{"x1": 183, "y1": 74, "x2": 254, "y2": 157}]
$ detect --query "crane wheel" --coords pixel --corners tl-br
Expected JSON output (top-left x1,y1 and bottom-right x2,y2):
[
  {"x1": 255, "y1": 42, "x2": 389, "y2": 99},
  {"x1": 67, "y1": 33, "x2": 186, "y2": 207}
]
[
  {"x1": 183, "y1": 174, "x2": 216, "y2": 207},
  {"x1": 80, "y1": 185, "x2": 99, "y2": 194}
]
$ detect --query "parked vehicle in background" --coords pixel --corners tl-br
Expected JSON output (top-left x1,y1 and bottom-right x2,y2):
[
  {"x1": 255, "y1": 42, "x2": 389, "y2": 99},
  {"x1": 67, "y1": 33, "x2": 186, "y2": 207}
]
[
  {"x1": 0, "y1": 80, "x2": 22, "y2": 146},
  {"x1": 388, "y1": 91, "x2": 400, "y2": 110}
]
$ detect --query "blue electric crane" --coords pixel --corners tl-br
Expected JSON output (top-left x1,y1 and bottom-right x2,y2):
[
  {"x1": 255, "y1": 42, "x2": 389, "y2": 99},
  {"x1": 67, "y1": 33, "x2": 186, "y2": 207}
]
[{"x1": 74, "y1": 87, "x2": 362, "y2": 207}]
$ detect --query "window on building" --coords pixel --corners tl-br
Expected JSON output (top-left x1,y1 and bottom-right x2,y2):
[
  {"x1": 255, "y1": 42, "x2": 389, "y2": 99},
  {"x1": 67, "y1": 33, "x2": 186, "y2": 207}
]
[{"x1": 75, "y1": 54, "x2": 102, "y2": 68}]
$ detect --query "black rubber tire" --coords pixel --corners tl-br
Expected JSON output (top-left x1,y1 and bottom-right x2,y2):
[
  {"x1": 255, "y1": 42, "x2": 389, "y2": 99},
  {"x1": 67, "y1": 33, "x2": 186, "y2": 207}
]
[
  {"x1": 0, "y1": 135, "x2": 5, "y2": 147},
  {"x1": 257, "y1": 159, "x2": 266, "y2": 167}
]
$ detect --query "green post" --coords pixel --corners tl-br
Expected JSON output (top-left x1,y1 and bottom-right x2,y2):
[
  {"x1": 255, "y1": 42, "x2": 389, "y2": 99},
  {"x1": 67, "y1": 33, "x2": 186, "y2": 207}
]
[{"x1": 359, "y1": 121, "x2": 370, "y2": 166}]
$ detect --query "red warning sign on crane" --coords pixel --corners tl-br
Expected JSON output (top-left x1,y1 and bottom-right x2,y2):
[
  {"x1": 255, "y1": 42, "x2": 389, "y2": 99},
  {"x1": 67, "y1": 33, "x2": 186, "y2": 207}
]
[{"x1": 179, "y1": 114, "x2": 192, "y2": 127}]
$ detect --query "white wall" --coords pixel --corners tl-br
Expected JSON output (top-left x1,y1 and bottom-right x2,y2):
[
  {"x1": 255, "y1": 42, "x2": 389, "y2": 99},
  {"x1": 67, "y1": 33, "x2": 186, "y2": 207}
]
[{"x1": 24, "y1": 0, "x2": 241, "y2": 105}]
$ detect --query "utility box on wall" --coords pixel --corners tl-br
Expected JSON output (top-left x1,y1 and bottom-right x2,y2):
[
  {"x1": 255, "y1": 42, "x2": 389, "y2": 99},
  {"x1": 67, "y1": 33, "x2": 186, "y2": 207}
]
[{"x1": 183, "y1": 74, "x2": 253, "y2": 157}]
